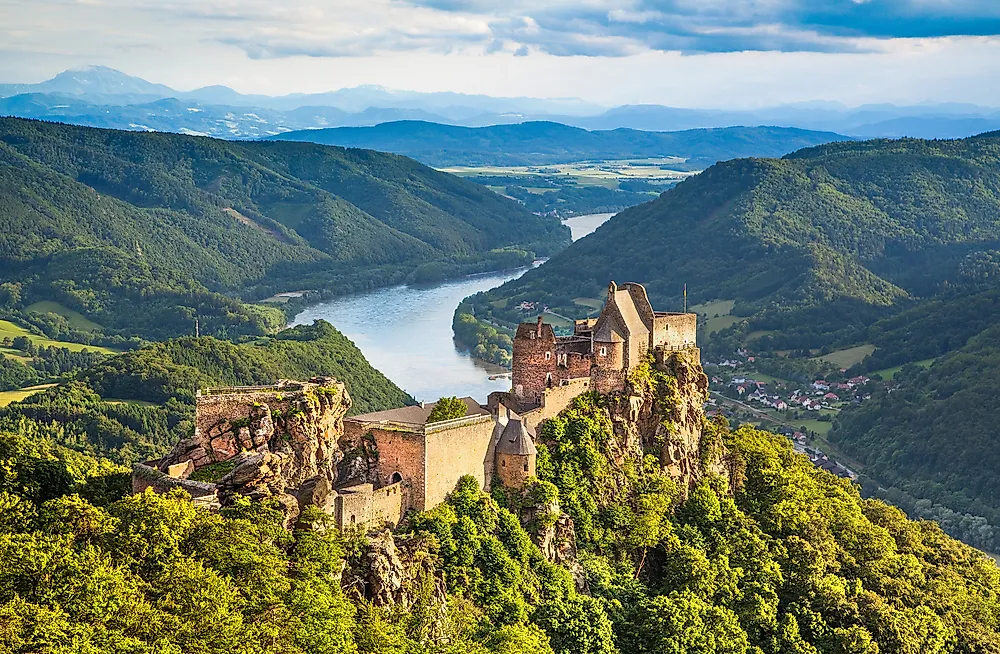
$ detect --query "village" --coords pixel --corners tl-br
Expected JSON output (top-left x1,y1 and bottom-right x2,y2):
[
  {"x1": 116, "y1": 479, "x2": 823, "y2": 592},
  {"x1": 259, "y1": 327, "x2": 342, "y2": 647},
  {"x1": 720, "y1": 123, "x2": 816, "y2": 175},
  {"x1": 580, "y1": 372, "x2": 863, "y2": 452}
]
[{"x1": 700, "y1": 349, "x2": 879, "y2": 481}]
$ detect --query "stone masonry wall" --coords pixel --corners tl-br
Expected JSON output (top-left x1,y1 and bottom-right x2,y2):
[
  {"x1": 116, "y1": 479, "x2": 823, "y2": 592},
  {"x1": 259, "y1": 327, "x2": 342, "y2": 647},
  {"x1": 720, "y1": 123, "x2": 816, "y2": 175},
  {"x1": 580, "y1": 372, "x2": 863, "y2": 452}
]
[
  {"x1": 654, "y1": 313, "x2": 698, "y2": 349},
  {"x1": 335, "y1": 481, "x2": 405, "y2": 529},
  {"x1": 423, "y1": 416, "x2": 495, "y2": 510},
  {"x1": 361, "y1": 426, "x2": 427, "y2": 512},
  {"x1": 512, "y1": 320, "x2": 558, "y2": 405},
  {"x1": 497, "y1": 451, "x2": 535, "y2": 489},
  {"x1": 520, "y1": 378, "x2": 592, "y2": 433}
]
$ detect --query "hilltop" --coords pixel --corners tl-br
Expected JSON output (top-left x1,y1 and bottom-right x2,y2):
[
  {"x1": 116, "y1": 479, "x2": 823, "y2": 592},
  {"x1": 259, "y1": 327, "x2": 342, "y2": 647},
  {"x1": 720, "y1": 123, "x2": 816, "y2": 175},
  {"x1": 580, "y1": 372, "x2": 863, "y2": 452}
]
[
  {"x1": 471, "y1": 133, "x2": 1000, "y2": 344},
  {"x1": 459, "y1": 132, "x2": 1000, "y2": 551},
  {"x1": 0, "y1": 117, "x2": 567, "y2": 341},
  {"x1": 3, "y1": 335, "x2": 1000, "y2": 652},
  {"x1": 269, "y1": 120, "x2": 850, "y2": 168}
]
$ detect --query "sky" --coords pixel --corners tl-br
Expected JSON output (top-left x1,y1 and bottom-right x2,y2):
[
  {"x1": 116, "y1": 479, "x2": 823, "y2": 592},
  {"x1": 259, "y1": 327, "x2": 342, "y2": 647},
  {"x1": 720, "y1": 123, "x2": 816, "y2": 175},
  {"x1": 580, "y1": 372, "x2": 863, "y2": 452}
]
[{"x1": 2, "y1": 0, "x2": 1000, "y2": 108}]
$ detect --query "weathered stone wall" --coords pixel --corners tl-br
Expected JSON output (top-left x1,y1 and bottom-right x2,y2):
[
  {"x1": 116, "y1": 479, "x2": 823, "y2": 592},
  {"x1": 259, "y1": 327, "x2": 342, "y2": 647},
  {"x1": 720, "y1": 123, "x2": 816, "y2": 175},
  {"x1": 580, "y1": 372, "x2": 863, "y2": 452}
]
[
  {"x1": 558, "y1": 348, "x2": 592, "y2": 380},
  {"x1": 132, "y1": 461, "x2": 219, "y2": 509},
  {"x1": 359, "y1": 426, "x2": 427, "y2": 512},
  {"x1": 423, "y1": 416, "x2": 494, "y2": 510},
  {"x1": 654, "y1": 313, "x2": 698, "y2": 349},
  {"x1": 497, "y1": 451, "x2": 535, "y2": 488},
  {"x1": 519, "y1": 377, "x2": 591, "y2": 432},
  {"x1": 624, "y1": 282, "x2": 656, "y2": 327},
  {"x1": 512, "y1": 318, "x2": 558, "y2": 405},
  {"x1": 591, "y1": 340, "x2": 625, "y2": 394},
  {"x1": 335, "y1": 481, "x2": 405, "y2": 529}
]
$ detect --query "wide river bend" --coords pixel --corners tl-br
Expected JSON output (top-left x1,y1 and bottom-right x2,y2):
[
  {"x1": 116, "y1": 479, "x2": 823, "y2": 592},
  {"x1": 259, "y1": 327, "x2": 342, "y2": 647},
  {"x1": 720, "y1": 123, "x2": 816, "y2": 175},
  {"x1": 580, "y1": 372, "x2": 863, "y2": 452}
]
[{"x1": 292, "y1": 213, "x2": 612, "y2": 402}]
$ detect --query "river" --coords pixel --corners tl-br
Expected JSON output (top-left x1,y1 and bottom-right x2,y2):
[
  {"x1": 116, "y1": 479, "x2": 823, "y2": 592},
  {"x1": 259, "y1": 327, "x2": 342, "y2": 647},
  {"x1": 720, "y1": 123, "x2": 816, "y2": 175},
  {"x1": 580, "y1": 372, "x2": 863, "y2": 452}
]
[{"x1": 291, "y1": 213, "x2": 613, "y2": 402}]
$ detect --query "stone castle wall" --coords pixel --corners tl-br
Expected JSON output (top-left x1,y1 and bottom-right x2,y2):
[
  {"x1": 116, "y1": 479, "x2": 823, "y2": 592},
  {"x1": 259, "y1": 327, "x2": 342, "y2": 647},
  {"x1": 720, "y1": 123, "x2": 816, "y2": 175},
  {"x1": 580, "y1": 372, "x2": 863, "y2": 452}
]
[
  {"x1": 335, "y1": 481, "x2": 405, "y2": 529},
  {"x1": 512, "y1": 319, "x2": 558, "y2": 404},
  {"x1": 654, "y1": 313, "x2": 698, "y2": 350},
  {"x1": 132, "y1": 460, "x2": 219, "y2": 509},
  {"x1": 346, "y1": 424, "x2": 427, "y2": 512},
  {"x1": 497, "y1": 451, "x2": 535, "y2": 489},
  {"x1": 423, "y1": 415, "x2": 495, "y2": 510}
]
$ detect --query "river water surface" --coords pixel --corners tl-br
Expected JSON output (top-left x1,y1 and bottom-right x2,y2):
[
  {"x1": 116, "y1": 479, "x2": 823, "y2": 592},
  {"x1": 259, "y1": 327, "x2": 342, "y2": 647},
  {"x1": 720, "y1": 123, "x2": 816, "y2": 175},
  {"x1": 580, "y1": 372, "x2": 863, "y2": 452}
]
[{"x1": 292, "y1": 213, "x2": 613, "y2": 402}]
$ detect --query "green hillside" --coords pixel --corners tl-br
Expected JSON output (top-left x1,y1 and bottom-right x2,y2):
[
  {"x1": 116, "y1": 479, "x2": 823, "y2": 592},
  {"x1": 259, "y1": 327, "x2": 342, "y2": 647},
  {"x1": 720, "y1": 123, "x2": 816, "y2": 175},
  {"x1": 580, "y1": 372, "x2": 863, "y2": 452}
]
[
  {"x1": 0, "y1": 117, "x2": 568, "y2": 341},
  {"x1": 460, "y1": 133, "x2": 1000, "y2": 553},
  {"x1": 4, "y1": 380, "x2": 1000, "y2": 653},
  {"x1": 471, "y1": 133, "x2": 1000, "y2": 348},
  {"x1": 2, "y1": 320, "x2": 413, "y2": 465},
  {"x1": 270, "y1": 120, "x2": 849, "y2": 168},
  {"x1": 831, "y1": 317, "x2": 1000, "y2": 543}
]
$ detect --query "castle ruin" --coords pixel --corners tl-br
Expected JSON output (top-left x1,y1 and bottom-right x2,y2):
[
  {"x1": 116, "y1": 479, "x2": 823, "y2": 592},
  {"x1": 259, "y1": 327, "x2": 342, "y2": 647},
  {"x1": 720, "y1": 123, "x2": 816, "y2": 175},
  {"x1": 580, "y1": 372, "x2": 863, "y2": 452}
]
[
  {"x1": 133, "y1": 281, "x2": 699, "y2": 531},
  {"x1": 497, "y1": 281, "x2": 698, "y2": 431}
]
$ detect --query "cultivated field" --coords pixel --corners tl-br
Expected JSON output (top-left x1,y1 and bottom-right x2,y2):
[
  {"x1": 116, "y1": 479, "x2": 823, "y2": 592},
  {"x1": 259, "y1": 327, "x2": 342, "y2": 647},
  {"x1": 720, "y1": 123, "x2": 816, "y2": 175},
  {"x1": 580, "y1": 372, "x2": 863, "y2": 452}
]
[{"x1": 0, "y1": 320, "x2": 118, "y2": 355}]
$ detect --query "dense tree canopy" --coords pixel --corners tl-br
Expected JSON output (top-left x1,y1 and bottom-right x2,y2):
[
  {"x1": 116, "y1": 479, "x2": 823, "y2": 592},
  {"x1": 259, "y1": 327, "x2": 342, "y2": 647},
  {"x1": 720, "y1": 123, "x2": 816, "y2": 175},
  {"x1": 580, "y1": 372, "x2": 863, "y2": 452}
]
[
  {"x1": 0, "y1": 117, "x2": 568, "y2": 342},
  {"x1": 2, "y1": 320, "x2": 413, "y2": 465}
]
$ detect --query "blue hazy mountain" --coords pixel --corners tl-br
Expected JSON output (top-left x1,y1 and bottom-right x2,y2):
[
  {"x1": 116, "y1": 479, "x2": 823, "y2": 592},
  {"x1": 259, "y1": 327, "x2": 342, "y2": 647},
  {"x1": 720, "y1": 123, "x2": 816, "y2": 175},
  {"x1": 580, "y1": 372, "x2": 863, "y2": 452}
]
[
  {"x1": 2, "y1": 67, "x2": 999, "y2": 140},
  {"x1": 267, "y1": 120, "x2": 851, "y2": 168}
]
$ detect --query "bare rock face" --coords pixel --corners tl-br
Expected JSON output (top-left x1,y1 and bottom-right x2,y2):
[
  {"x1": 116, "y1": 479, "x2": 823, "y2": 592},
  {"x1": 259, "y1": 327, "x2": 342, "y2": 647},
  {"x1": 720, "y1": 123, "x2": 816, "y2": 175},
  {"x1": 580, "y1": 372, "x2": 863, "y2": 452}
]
[
  {"x1": 344, "y1": 531, "x2": 447, "y2": 609},
  {"x1": 605, "y1": 350, "x2": 716, "y2": 495},
  {"x1": 160, "y1": 380, "x2": 353, "y2": 524},
  {"x1": 520, "y1": 494, "x2": 589, "y2": 593},
  {"x1": 272, "y1": 387, "x2": 352, "y2": 488}
]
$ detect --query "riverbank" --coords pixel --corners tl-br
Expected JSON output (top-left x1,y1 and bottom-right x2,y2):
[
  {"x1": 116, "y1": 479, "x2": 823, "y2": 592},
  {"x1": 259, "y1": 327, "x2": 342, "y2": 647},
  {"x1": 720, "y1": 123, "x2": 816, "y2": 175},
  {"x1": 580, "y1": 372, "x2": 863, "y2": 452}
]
[{"x1": 291, "y1": 267, "x2": 532, "y2": 402}]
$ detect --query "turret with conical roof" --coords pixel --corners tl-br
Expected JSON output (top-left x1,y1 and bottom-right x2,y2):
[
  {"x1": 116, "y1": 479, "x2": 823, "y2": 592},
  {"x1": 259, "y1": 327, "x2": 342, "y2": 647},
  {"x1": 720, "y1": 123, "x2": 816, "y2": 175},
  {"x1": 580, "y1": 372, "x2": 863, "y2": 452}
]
[{"x1": 496, "y1": 418, "x2": 537, "y2": 489}]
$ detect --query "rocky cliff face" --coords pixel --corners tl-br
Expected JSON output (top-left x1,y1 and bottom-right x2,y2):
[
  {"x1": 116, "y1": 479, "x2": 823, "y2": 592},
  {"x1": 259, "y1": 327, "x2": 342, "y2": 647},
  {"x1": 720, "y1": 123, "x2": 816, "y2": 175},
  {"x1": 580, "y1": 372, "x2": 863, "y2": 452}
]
[
  {"x1": 600, "y1": 350, "x2": 717, "y2": 495},
  {"x1": 160, "y1": 381, "x2": 353, "y2": 524}
]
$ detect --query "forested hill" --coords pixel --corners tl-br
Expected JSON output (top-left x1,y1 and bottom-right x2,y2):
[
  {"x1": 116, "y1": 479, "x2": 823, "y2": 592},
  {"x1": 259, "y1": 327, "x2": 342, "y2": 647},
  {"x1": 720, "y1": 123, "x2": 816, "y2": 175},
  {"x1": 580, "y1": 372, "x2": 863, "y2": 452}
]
[
  {"x1": 473, "y1": 133, "x2": 1000, "y2": 340},
  {"x1": 0, "y1": 117, "x2": 568, "y2": 340},
  {"x1": 1, "y1": 320, "x2": 414, "y2": 466},
  {"x1": 268, "y1": 120, "x2": 850, "y2": 168}
]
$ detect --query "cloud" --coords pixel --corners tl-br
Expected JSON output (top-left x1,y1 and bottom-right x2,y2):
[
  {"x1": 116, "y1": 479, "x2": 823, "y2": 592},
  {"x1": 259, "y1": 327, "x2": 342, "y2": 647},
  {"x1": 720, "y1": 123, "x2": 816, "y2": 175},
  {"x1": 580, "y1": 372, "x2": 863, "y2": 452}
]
[
  {"x1": 402, "y1": 0, "x2": 1000, "y2": 56},
  {"x1": 4, "y1": 0, "x2": 1000, "y2": 70}
]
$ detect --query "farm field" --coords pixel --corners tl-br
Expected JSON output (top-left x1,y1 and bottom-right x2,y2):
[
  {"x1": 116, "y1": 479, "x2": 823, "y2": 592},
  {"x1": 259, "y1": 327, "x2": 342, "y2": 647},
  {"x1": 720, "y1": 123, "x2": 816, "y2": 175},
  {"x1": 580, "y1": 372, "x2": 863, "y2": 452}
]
[
  {"x1": 25, "y1": 301, "x2": 102, "y2": 331},
  {"x1": 572, "y1": 297, "x2": 603, "y2": 310},
  {"x1": 0, "y1": 319, "x2": 118, "y2": 355},
  {"x1": 440, "y1": 158, "x2": 696, "y2": 187},
  {"x1": 870, "y1": 357, "x2": 936, "y2": 380},
  {"x1": 0, "y1": 383, "x2": 56, "y2": 407},
  {"x1": 705, "y1": 315, "x2": 743, "y2": 334},
  {"x1": 814, "y1": 344, "x2": 876, "y2": 368},
  {"x1": 691, "y1": 299, "x2": 736, "y2": 317}
]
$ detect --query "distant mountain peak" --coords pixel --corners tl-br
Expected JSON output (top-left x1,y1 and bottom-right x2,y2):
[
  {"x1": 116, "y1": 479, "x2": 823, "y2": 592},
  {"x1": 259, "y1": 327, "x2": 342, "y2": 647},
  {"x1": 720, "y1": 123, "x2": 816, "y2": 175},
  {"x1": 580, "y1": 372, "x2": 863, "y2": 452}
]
[{"x1": 40, "y1": 66, "x2": 175, "y2": 98}]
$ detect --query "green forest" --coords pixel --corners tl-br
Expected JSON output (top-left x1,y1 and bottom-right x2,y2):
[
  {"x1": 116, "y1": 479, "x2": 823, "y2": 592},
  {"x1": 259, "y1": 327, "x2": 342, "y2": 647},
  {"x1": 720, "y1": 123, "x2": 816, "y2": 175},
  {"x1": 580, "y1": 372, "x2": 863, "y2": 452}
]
[
  {"x1": 471, "y1": 134, "x2": 1000, "y2": 344},
  {"x1": 1, "y1": 320, "x2": 413, "y2": 466},
  {"x1": 0, "y1": 117, "x2": 569, "y2": 343},
  {"x1": 452, "y1": 130, "x2": 1000, "y2": 557},
  {"x1": 4, "y1": 365, "x2": 1000, "y2": 653}
]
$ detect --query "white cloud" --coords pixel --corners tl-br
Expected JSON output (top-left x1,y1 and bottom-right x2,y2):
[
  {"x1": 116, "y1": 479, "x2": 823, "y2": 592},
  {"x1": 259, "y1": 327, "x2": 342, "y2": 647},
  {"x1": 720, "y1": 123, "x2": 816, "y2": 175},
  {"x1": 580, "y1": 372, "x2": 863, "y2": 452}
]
[{"x1": 0, "y1": 0, "x2": 999, "y2": 108}]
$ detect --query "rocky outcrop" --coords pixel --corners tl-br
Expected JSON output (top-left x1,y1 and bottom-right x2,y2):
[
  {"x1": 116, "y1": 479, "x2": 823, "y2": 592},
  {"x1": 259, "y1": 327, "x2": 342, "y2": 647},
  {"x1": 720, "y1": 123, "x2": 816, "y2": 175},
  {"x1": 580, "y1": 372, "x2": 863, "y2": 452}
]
[
  {"x1": 157, "y1": 379, "x2": 353, "y2": 524},
  {"x1": 521, "y1": 494, "x2": 588, "y2": 593},
  {"x1": 343, "y1": 530, "x2": 449, "y2": 641},
  {"x1": 656, "y1": 350, "x2": 712, "y2": 492},
  {"x1": 598, "y1": 350, "x2": 720, "y2": 496}
]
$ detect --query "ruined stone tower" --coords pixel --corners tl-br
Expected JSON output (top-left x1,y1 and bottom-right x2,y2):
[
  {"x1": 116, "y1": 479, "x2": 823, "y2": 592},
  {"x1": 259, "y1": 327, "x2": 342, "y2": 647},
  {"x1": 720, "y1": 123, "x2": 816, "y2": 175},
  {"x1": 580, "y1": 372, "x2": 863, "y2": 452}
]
[{"x1": 495, "y1": 418, "x2": 537, "y2": 489}]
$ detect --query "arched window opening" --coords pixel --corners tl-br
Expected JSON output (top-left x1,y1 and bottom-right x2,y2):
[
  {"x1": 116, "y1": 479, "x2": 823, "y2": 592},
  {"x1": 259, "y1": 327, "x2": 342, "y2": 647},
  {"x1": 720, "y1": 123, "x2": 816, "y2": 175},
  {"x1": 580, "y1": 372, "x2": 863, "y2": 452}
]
[{"x1": 390, "y1": 471, "x2": 403, "y2": 484}]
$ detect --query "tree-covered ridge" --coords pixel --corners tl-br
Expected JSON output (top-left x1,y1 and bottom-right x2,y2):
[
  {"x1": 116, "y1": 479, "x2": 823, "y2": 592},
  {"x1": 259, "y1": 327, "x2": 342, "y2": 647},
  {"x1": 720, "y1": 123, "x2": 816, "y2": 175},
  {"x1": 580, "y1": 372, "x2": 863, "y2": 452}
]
[
  {"x1": 832, "y1": 321, "x2": 1000, "y2": 540},
  {"x1": 2, "y1": 320, "x2": 414, "y2": 465},
  {"x1": 4, "y1": 383, "x2": 1000, "y2": 653},
  {"x1": 472, "y1": 133, "x2": 1000, "y2": 344},
  {"x1": 0, "y1": 117, "x2": 568, "y2": 341},
  {"x1": 269, "y1": 120, "x2": 850, "y2": 168}
]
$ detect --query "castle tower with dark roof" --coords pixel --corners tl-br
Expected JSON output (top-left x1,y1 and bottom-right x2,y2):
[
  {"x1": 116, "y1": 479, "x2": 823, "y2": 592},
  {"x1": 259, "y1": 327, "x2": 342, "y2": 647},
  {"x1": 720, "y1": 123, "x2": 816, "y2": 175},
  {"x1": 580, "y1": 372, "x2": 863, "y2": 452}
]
[{"x1": 495, "y1": 418, "x2": 537, "y2": 489}]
